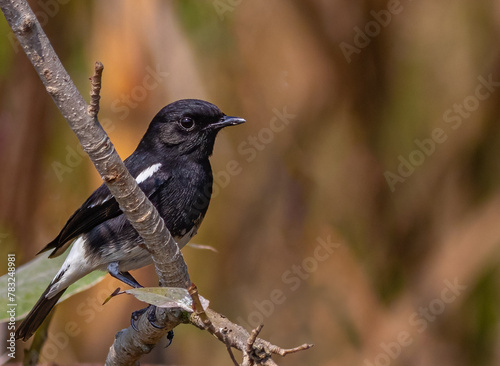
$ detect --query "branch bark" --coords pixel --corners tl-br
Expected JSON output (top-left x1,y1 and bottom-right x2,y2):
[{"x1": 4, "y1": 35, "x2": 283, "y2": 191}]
[
  {"x1": 0, "y1": 0, "x2": 189, "y2": 364},
  {"x1": 189, "y1": 309, "x2": 313, "y2": 366},
  {"x1": 1, "y1": 1, "x2": 313, "y2": 365}
]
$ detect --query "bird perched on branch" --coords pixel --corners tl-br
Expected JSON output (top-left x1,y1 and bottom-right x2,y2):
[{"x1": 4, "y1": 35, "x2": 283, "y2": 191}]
[{"x1": 16, "y1": 99, "x2": 245, "y2": 341}]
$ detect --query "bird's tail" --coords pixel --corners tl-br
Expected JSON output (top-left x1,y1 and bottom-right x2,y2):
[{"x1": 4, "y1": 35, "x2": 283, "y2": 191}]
[{"x1": 15, "y1": 284, "x2": 67, "y2": 341}]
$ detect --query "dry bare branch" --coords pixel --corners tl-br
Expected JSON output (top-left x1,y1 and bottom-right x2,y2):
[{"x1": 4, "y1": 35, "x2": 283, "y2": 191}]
[{"x1": 190, "y1": 308, "x2": 313, "y2": 365}]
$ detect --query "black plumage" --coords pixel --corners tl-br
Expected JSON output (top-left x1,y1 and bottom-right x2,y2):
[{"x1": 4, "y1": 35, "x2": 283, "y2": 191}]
[{"x1": 16, "y1": 99, "x2": 245, "y2": 341}]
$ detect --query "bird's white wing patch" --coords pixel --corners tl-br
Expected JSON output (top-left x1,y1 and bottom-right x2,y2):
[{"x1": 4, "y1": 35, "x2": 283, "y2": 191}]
[
  {"x1": 89, "y1": 195, "x2": 112, "y2": 208},
  {"x1": 136, "y1": 163, "x2": 162, "y2": 184}
]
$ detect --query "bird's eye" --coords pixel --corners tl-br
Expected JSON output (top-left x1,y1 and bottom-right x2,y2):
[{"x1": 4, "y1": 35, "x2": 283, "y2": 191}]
[{"x1": 179, "y1": 116, "x2": 195, "y2": 130}]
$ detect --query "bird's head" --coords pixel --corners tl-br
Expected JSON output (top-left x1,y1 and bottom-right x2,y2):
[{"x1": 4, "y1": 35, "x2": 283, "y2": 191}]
[{"x1": 140, "y1": 99, "x2": 245, "y2": 158}]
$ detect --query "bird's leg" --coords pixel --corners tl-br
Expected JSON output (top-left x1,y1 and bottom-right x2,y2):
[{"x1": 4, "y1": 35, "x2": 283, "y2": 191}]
[
  {"x1": 107, "y1": 262, "x2": 143, "y2": 288},
  {"x1": 107, "y1": 262, "x2": 165, "y2": 331}
]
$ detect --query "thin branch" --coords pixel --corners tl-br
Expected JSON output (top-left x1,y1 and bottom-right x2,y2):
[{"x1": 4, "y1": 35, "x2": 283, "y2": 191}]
[
  {"x1": 189, "y1": 284, "x2": 242, "y2": 364},
  {"x1": 189, "y1": 283, "x2": 214, "y2": 330},
  {"x1": 190, "y1": 308, "x2": 313, "y2": 365},
  {"x1": 268, "y1": 342, "x2": 313, "y2": 356},
  {"x1": 226, "y1": 340, "x2": 240, "y2": 366},
  {"x1": 88, "y1": 61, "x2": 104, "y2": 117},
  {"x1": 246, "y1": 324, "x2": 264, "y2": 355}
]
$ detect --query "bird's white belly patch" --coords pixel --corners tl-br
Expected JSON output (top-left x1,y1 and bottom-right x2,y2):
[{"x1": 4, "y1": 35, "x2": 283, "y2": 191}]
[{"x1": 48, "y1": 236, "x2": 92, "y2": 298}]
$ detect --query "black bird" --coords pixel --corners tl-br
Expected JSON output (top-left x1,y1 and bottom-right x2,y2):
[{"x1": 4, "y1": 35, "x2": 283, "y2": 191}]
[{"x1": 16, "y1": 99, "x2": 245, "y2": 341}]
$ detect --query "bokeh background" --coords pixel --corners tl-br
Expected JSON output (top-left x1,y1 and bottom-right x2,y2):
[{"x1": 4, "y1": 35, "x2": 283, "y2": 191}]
[{"x1": 1, "y1": 0, "x2": 500, "y2": 365}]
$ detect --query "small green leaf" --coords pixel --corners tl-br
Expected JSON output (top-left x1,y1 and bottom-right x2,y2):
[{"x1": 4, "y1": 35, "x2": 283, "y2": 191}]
[
  {"x1": 123, "y1": 287, "x2": 209, "y2": 312},
  {"x1": 0, "y1": 246, "x2": 106, "y2": 322}
]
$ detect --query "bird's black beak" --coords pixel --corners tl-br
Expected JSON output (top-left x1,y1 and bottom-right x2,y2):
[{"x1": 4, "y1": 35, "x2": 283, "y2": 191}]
[{"x1": 207, "y1": 116, "x2": 246, "y2": 130}]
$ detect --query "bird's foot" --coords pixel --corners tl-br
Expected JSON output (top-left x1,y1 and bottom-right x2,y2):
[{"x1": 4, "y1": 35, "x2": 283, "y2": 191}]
[
  {"x1": 165, "y1": 330, "x2": 174, "y2": 348},
  {"x1": 130, "y1": 305, "x2": 164, "y2": 330}
]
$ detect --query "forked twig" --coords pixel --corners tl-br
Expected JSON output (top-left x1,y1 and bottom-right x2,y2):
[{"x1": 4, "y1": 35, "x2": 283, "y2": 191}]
[{"x1": 88, "y1": 61, "x2": 104, "y2": 117}]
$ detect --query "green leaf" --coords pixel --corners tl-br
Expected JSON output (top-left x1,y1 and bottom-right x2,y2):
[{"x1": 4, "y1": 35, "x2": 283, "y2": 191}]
[
  {"x1": 0, "y1": 246, "x2": 106, "y2": 322},
  {"x1": 123, "y1": 287, "x2": 209, "y2": 312}
]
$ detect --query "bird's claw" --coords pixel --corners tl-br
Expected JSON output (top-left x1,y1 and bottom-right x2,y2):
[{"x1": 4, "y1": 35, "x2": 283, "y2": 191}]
[
  {"x1": 130, "y1": 305, "x2": 165, "y2": 331},
  {"x1": 147, "y1": 305, "x2": 164, "y2": 329},
  {"x1": 165, "y1": 330, "x2": 174, "y2": 348},
  {"x1": 130, "y1": 307, "x2": 147, "y2": 331}
]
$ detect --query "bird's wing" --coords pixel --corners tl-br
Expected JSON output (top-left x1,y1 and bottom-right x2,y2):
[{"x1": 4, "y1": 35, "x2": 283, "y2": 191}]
[{"x1": 39, "y1": 169, "x2": 170, "y2": 258}]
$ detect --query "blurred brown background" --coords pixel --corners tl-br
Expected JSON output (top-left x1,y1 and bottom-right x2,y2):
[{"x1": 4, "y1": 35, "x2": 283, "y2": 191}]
[{"x1": 1, "y1": 0, "x2": 500, "y2": 365}]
